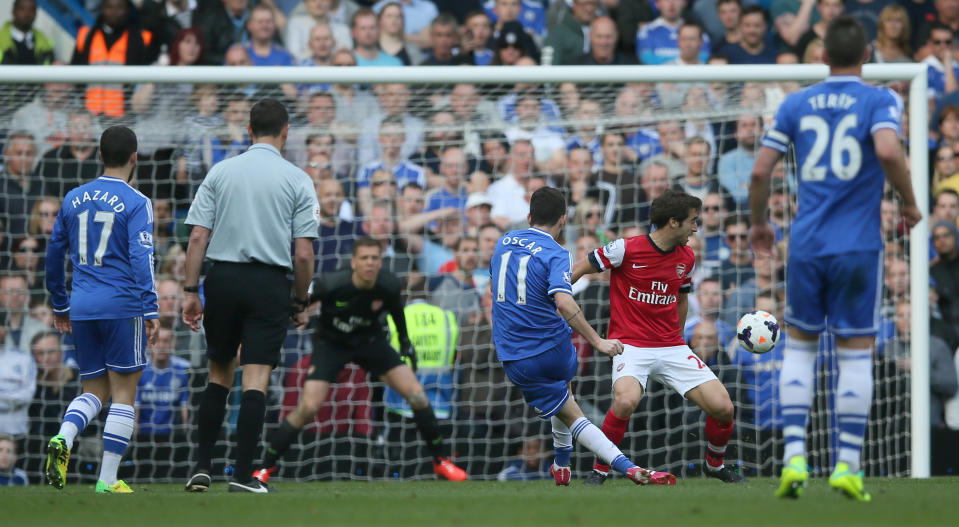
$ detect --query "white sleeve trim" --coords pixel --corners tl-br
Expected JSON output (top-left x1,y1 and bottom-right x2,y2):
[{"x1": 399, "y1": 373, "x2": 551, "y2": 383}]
[
  {"x1": 870, "y1": 122, "x2": 899, "y2": 134},
  {"x1": 760, "y1": 139, "x2": 788, "y2": 153},
  {"x1": 765, "y1": 129, "x2": 789, "y2": 144}
]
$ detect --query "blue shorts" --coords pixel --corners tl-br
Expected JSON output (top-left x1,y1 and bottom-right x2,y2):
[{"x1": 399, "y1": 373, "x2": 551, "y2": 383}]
[
  {"x1": 502, "y1": 342, "x2": 578, "y2": 419},
  {"x1": 72, "y1": 317, "x2": 149, "y2": 380},
  {"x1": 785, "y1": 250, "x2": 883, "y2": 338}
]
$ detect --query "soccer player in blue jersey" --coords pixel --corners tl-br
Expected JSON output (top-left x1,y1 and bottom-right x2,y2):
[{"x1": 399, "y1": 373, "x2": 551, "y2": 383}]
[
  {"x1": 490, "y1": 186, "x2": 674, "y2": 486},
  {"x1": 44, "y1": 125, "x2": 160, "y2": 494},
  {"x1": 749, "y1": 15, "x2": 921, "y2": 501}
]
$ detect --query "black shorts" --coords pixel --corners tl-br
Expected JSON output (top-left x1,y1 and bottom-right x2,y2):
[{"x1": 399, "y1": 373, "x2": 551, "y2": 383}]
[
  {"x1": 306, "y1": 337, "x2": 405, "y2": 382},
  {"x1": 202, "y1": 261, "x2": 289, "y2": 367}
]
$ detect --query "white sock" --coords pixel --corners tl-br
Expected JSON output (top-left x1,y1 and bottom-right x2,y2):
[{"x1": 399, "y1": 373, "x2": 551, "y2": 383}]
[
  {"x1": 780, "y1": 338, "x2": 818, "y2": 464},
  {"x1": 551, "y1": 416, "x2": 573, "y2": 450},
  {"x1": 59, "y1": 393, "x2": 102, "y2": 450},
  {"x1": 569, "y1": 417, "x2": 624, "y2": 465},
  {"x1": 99, "y1": 404, "x2": 135, "y2": 485},
  {"x1": 836, "y1": 347, "x2": 873, "y2": 474}
]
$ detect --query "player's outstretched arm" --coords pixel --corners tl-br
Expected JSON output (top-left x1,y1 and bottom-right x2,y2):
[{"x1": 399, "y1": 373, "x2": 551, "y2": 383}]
[
  {"x1": 554, "y1": 292, "x2": 623, "y2": 357},
  {"x1": 748, "y1": 146, "x2": 783, "y2": 255},
  {"x1": 570, "y1": 257, "x2": 599, "y2": 284},
  {"x1": 874, "y1": 128, "x2": 922, "y2": 229}
]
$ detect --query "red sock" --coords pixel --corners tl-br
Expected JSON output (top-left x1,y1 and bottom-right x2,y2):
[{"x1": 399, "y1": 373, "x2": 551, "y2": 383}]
[
  {"x1": 704, "y1": 416, "x2": 733, "y2": 469},
  {"x1": 593, "y1": 410, "x2": 629, "y2": 474}
]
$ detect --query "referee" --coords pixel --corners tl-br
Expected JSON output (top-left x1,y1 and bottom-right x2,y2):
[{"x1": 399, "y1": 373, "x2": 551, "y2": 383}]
[{"x1": 181, "y1": 98, "x2": 318, "y2": 493}]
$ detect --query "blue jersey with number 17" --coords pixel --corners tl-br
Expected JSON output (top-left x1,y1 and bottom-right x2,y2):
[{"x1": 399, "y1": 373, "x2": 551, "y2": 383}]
[
  {"x1": 490, "y1": 227, "x2": 574, "y2": 362},
  {"x1": 46, "y1": 176, "x2": 158, "y2": 321},
  {"x1": 762, "y1": 76, "x2": 903, "y2": 257}
]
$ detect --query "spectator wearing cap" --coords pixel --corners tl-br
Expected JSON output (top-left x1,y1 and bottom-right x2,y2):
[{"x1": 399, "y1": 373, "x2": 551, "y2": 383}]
[
  {"x1": 571, "y1": 16, "x2": 636, "y2": 65},
  {"x1": 544, "y1": 0, "x2": 597, "y2": 65},
  {"x1": 425, "y1": 146, "x2": 471, "y2": 214},
  {"x1": 464, "y1": 192, "x2": 493, "y2": 236},
  {"x1": 931, "y1": 220, "x2": 959, "y2": 332},
  {"x1": 491, "y1": 21, "x2": 538, "y2": 64}
]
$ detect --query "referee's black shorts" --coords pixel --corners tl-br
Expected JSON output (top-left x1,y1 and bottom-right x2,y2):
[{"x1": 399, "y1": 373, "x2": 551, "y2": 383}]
[
  {"x1": 306, "y1": 336, "x2": 405, "y2": 382},
  {"x1": 202, "y1": 261, "x2": 289, "y2": 367}
]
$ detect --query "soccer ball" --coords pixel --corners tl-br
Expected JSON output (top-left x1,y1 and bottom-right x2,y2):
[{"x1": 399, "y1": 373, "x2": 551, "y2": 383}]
[{"x1": 737, "y1": 310, "x2": 780, "y2": 354}]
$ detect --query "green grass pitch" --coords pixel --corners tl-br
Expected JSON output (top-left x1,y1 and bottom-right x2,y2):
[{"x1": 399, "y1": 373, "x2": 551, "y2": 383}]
[{"x1": 3, "y1": 477, "x2": 957, "y2": 527}]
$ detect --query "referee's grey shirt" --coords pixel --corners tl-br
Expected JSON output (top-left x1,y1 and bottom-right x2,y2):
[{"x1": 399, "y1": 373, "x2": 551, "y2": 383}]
[{"x1": 185, "y1": 143, "x2": 319, "y2": 270}]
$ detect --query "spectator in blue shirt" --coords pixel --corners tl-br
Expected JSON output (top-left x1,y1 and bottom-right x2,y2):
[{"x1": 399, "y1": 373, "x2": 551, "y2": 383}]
[
  {"x1": 720, "y1": 5, "x2": 779, "y2": 64},
  {"x1": 486, "y1": 0, "x2": 547, "y2": 42},
  {"x1": 637, "y1": 0, "x2": 711, "y2": 65},
  {"x1": 136, "y1": 327, "x2": 189, "y2": 437},
  {"x1": 356, "y1": 116, "x2": 426, "y2": 215},
  {"x1": 717, "y1": 113, "x2": 761, "y2": 207},
  {"x1": 426, "y1": 146, "x2": 470, "y2": 214},
  {"x1": 922, "y1": 23, "x2": 959, "y2": 101},
  {"x1": 244, "y1": 4, "x2": 295, "y2": 66},
  {"x1": 351, "y1": 7, "x2": 403, "y2": 66},
  {"x1": 0, "y1": 435, "x2": 28, "y2": 485}
]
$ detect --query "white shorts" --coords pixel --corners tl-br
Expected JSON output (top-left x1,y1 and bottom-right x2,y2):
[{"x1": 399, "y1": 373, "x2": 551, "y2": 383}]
[{"x1": 611, "y1": 344, "x2": 718, "y2": 398}]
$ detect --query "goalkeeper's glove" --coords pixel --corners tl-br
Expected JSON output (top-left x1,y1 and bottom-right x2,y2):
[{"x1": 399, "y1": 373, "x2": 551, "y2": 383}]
[{"x1": 399, "y1": 339, "x2": 418, "y2": 372}]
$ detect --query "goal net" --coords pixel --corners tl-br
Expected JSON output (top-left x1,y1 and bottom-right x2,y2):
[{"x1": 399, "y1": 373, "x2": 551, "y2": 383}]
[{"x1": 0, "y1": 64, "x2": 929, "y2": 483}]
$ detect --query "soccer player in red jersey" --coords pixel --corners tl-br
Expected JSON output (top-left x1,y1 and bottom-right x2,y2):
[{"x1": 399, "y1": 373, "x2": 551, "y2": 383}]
[{"x1": 572, "y1": 189, "x2": 746, "y2": 485}]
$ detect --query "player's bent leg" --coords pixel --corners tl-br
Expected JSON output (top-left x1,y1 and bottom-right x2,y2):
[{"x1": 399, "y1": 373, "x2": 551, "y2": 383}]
[
  {"x1": 381, "y1": 365, "x2": 467, "y2": 481},
  {"x1": 254, "y1": 379, "x2": 332, "y2": 484},
  {"x1": 557, "y1": 397, "x2": 675, "y2": 486},
  {"x1": 685, "y1": 380, "x2": 746, "y2": 483},
  {"x1": 588, "y1": 377, "x2": 645, "y2": 485}
]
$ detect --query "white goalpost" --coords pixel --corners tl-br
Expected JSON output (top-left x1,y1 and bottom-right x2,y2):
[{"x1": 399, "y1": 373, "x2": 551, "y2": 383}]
[{"x1": 0, "y1": 63, "x2": 930, "y2": 480}]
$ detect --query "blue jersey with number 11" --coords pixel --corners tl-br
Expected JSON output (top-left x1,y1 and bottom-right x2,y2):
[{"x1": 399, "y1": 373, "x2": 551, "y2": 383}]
[
  {"x1": 762, "y1": 76, "x2": 902, "y2": 257},
  {"x1": 490, "y1": 228, "x2": 574, "y2": 362}
]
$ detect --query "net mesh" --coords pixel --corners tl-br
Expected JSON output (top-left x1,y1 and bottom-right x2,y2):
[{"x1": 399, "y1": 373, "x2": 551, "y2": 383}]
[{"x1": 0, "y1": 70, "x2": 915, "y2": 482}]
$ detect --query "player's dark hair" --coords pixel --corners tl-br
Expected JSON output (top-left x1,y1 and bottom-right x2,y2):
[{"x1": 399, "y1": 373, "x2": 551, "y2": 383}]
[
  {"x1": 529, "y1": 187, "x2": 567, "y2": 227},
  {"x1": 99, "y1": 125, "x2": 137, "y2": 168},
  {"x1": 249, "y1": 98, "x2": 289, "y2": 138},
  {"x1": 649, "y1": 189, "x2": 702, "y2": 229},
  {"x1": 353, "y1": 236, "x2": 383, "y2": 255},
  {"x1": 824, "y1": 15, "x2": 867, "y2": 68}
]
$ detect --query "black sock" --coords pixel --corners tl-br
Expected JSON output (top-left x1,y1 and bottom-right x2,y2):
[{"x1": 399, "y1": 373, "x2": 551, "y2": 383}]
[
  {"x1": 194, "y1": 382, "x2": 229, "y2": 472},
  {"x1": 412, "y1": 406, "x2": 447, "y2": 459},
  {"x1": 234, "y1": 389, "x2": 267, "y2": 483},
  {"x1": 263, "y1": 420, "x2": 301, "y2": 469}
]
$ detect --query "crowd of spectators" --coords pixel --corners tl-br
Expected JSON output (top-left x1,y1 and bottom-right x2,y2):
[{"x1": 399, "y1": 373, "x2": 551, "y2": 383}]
[{"x1": 2, "y1": 0, "x2": 959, "y2": 481}]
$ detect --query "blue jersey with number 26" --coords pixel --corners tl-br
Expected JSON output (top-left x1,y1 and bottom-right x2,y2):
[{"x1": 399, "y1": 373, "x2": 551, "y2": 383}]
[
  {"x1": 762, "y1": 76, "x2": 902, "y2": 258},
  {"x1": 490, "y1": 228, "x2": 573, "y2": 362}
]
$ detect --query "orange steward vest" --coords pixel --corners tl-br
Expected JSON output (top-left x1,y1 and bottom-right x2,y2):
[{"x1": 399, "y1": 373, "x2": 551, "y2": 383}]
[{"x1": 75, "y1": 26, "x2": 152, "y2": 118}]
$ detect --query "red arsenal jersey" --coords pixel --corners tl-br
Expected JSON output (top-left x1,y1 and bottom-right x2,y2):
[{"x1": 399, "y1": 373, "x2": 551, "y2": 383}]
[{"x1": 590, "y1": 235, "x2": 695, "y2": 348}]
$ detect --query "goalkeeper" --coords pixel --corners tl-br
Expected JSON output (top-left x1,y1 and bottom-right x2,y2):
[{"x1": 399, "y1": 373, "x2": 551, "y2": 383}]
[{"x1": 254, "y1": 237, "x2": 467, "y2": 483}]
